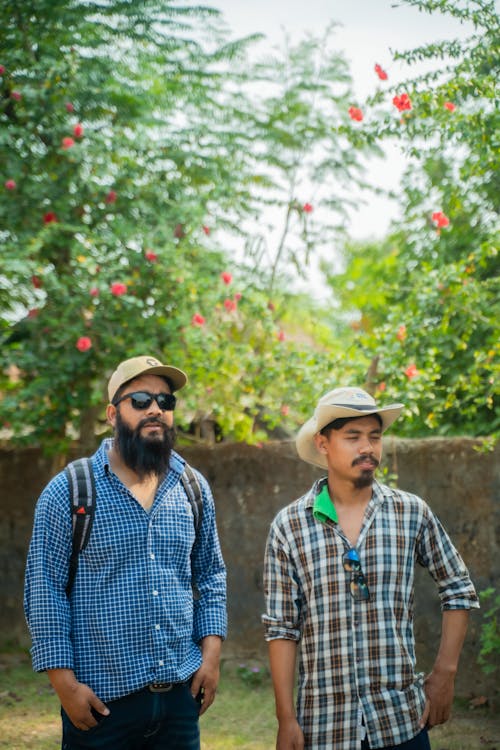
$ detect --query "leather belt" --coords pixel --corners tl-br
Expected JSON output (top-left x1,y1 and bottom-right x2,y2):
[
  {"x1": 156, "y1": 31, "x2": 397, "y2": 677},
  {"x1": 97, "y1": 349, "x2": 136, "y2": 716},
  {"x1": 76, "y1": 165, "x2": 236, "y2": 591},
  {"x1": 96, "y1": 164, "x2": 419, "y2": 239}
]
[{"x1": 148, "y1": 680, "x2": 188, "y2": 693}]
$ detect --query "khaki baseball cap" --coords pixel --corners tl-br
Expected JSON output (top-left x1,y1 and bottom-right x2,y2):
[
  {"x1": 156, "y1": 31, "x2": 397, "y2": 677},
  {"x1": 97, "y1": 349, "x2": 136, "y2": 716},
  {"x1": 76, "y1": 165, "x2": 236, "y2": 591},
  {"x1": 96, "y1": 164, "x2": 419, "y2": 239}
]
[{"x1": 107, "y1": 355, "x2": 188, "y2": 402}]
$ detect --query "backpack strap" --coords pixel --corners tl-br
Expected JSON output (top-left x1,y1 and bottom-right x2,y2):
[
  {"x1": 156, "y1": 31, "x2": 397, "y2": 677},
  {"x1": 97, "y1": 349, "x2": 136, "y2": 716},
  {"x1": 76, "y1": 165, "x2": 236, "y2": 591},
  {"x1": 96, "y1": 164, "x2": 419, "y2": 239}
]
[
  {"x1": 65, "y1": 457, "x2": 96, "y2": 596},
  {"x1": 181, "y1": 463, "x2": 203, "y2": 600}
]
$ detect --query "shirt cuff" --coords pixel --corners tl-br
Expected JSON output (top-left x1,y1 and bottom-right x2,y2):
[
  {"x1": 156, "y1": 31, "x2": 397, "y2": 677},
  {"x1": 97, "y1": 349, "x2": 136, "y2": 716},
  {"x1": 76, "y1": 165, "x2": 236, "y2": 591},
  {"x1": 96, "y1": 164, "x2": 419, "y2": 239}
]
[{"x1": 30, "y1": 639, "x2": 74, "y2": 673}]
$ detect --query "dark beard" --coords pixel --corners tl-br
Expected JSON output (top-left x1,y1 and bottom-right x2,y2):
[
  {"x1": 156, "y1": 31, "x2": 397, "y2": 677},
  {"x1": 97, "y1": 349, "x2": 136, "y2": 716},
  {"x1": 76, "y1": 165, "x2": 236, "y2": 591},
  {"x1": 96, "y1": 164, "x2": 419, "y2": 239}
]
[
  {"x1": 352, "y1": 454, "x2": 379, "y2": 490},
  {"x1": 353, "y1": 471, "x2": 375, "y2": 489},
  {"x1": 115, "y1": 409, "x2": 176, "y2": 479}
]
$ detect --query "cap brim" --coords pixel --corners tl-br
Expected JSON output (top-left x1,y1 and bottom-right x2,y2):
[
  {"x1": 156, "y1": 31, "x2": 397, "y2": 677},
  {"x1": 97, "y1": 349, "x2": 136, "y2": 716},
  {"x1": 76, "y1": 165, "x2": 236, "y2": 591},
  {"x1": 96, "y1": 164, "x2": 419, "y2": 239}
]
[{"x1": 141, "y1": 365, "x2": 187, "y2": 392}]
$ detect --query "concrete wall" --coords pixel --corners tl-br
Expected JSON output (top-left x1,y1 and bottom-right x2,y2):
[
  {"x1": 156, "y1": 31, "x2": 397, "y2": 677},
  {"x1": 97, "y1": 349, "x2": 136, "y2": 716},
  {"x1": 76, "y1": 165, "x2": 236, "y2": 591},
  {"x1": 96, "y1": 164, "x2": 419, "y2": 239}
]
[{"x1": 1, "y1": 437, "x2": 498, "y2": 698}]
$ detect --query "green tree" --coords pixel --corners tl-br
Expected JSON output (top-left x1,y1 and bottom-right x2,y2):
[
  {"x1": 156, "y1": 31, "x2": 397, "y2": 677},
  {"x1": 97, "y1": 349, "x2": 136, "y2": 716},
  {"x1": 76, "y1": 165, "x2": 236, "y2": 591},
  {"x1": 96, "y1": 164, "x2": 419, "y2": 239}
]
[
  {"x1": 0, "y1": 1, "x2": 369, "y2": 452},
  {"x1": 324, "y1": 0, "x2": 499, "y2": 438}
]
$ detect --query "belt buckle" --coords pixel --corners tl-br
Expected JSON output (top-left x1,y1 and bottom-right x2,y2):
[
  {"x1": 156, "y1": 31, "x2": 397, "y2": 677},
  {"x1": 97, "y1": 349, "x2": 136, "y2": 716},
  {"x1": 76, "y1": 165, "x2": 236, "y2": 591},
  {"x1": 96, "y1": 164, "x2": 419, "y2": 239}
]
[{"x1": 148, "y1": 682, "x2": 174, "y2": 693}]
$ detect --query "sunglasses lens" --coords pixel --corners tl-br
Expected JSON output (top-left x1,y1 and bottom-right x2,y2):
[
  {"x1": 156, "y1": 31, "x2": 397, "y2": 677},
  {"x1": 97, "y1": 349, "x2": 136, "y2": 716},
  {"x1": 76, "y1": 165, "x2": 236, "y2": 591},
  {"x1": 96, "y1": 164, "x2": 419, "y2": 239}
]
[
  {"x1": 130, "y1": 392, "x2": 153, "y2": 409},
  {"x1": 351, "y1": 575, "x2": 370, "y2": 601},
  {"x1": 156, "y1": 393, "x2": 176, "y2": 411}
]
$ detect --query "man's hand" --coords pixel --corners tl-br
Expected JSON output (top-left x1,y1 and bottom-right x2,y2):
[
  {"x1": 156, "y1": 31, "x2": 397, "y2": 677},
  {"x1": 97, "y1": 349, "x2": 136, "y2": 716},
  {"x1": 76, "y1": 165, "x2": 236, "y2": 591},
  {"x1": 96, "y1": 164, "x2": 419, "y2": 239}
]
[
  {"x1": 276, "y1": 717, "x2": 305, "y2": 750},
  {"x1": 420, "y1": 609, "x2": 469, "y2": 729},
  {"x1": 190, "y1": 635, "x2": 222, "y2": 715},
  {"x1": 420, "y1": 668, "x2": 455, "y2": 729},
  {"x1": 48, "y1": 668, "x2": 110, "y2": 730}
]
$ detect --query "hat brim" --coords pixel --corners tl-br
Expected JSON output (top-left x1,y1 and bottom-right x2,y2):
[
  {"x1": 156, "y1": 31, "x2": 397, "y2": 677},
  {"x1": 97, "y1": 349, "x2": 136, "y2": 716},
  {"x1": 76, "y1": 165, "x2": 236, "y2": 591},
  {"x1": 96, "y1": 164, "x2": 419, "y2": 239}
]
[
  {"x1": 296, "y1": 403, "x2": 404, "y2": 469},
  {"x1": 138, "y1": 365, "x2": 187, "y2": 392}
]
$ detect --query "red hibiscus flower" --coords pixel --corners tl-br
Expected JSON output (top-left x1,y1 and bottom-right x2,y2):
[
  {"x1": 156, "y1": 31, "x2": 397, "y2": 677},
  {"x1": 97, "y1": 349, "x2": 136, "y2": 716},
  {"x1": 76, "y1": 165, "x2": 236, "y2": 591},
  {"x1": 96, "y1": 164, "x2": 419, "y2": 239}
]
[
  {"x1": 32, "y1": 275, "x2": 42, "y2": 289},
  {"x1": 0, "y1": 66, "x2": 5, "y2": 75},
  {"x1": 90, "y1": 287, "x2": 99, "y2": 297},
  {"x1": 374, "y1": 64, "x2": 388, "y2": 81},
  {"x1": 444, "y1": 102, "x2": 456, "y2": 112},
  {"x1": 302, "y1": 202, "x2": 314, "y2": 213},
  {"x1": 62, "y1": 136, "x2": 75, "y2": 149},
  {"x1": 145, "y1": 250, "x2": 158, "y2": 262},
  {"x1": 432, "y1": 211, "x2": 450, "y2": 228},
  {"x1": 65, "y1": 102, "x2": 74, "y2": 113},
  {"x1": 224, "y1": 298, "x2": 237, "y2": 312},
  {"x1": 43, "y1": 211, "x2": 58, "y2": 224},
  {"x1": 234, "y1": 292, "x2": 242, "y2": 301},
  {"x1": 191, "y1": 313, "x2": 206, "y2": 326},
  {"x1": 277, "y1": 330, "x2": 286, "y2": 342},
  {"x1": 404, "y1": 363, "x2": 419, "y2": 380},
  {"x1": 393, "y1": 93, "x2": 412, "y2": 112},
  {"x1": 76, "y1": 336, "x2": 92, "y2": 352},
  {"x1": 396, "y1": 324, "x2": 407, "y2": 342},
  {"x1": 221, "y1": 271, "x2": 232, "y2": 285},
  {"x1": 73, "y1": 123, "x2": 84, "y2": 138},
  {"x1": 11, "y1": 91, "x2": 22, "y2": 101},
  {"x1": 110, "y1": 282, "x2": 127, "y2": 296},
  {"x1": 377, "y1": 382, "x2": 386, "y2": 392},
  {"x1": 105, "y1": 190, "x2": 117, "y2": 204},
  {"x1": 202, "y1": 225, "x2": 210, "y2": 235},
  {"x1": 4, "y1": 179, "x2": 16, "y2": 190},
  {"x1": 348, "y1": 106, "x2": 363, "y2": 122}
]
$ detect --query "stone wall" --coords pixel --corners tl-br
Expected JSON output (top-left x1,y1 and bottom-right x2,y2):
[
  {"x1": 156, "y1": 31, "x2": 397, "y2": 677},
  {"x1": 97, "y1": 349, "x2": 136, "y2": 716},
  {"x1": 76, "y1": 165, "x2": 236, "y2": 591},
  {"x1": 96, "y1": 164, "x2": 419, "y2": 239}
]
[{"x1": 1, "y1": 437, "x2": 498, "y2": 698}]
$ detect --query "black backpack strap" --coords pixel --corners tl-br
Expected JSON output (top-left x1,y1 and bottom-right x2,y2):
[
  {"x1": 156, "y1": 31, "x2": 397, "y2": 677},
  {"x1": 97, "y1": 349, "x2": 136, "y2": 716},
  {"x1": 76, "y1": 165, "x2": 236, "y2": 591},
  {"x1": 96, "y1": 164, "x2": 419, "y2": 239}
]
[
  {"x1": 65, "y1": 457, "x2": 96, "y2": 596},
  {"x1": 181, "y1": 463, "x2": 203, "y2": 600}
]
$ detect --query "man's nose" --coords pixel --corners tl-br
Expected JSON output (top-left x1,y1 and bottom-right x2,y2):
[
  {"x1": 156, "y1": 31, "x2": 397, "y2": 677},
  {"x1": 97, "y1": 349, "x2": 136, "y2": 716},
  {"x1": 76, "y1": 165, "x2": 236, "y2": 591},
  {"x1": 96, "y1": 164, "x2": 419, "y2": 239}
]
[
  {"x1": 145, "y1": 396, "x2": 162, "y2": 415},
  {"x1": 358, "y1": 437, "x2": 375, "y2": 452}
]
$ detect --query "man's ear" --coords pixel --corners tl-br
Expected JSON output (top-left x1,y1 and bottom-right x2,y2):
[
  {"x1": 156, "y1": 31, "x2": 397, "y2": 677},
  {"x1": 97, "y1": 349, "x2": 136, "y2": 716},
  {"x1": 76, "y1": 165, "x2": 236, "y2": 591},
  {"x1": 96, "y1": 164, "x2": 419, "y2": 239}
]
[
  {"x1": 106, "y1": 403, "x2": 117, "y2": 427},
  {"x1": 314, "y1": 432, "x2": 328, "y2": 454}
]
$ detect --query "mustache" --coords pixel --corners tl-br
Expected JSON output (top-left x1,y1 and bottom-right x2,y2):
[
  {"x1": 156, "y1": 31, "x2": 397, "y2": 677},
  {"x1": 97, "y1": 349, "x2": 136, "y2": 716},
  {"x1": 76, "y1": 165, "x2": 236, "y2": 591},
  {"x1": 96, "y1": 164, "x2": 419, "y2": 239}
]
[
  {"x1": 137, "y1": 416, "x2": 166, "y2": 430},
  {"x1": 352, "y1": 454, "x2": 379, "y2": 468}
]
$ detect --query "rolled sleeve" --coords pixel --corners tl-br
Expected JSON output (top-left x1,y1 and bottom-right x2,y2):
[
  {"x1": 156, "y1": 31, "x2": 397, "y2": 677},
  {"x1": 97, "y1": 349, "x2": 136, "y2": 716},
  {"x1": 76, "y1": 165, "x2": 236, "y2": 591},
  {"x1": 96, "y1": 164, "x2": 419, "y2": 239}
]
[
  {"x1": 24, "y1": 478, "x2": 75, "y2": 672},
  {"x1": 262, "y1": 519, "x2": 302, "y2": 642},
  {"x1": 191, "y1": 476, "x2": 227, "y2": 642},
  {"x1": 417, "y1": 510, "x2": 480, "y2": 611}
]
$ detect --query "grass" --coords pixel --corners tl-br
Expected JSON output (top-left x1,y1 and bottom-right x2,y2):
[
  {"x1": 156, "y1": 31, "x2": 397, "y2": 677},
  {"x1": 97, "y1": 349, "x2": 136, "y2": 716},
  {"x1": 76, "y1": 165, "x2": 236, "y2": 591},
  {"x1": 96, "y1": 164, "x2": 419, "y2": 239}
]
[{"x1": 1, "y1": 651, "x2": 498, "y2": 749}]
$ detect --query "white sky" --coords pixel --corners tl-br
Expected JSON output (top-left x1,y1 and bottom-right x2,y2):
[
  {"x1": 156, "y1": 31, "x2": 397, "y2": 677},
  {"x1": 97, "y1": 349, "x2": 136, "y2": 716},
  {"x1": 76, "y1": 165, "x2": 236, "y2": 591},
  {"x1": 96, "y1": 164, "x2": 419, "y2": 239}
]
[{"x1": 210, "y1": 1, "x2": 477, "y2": 292}]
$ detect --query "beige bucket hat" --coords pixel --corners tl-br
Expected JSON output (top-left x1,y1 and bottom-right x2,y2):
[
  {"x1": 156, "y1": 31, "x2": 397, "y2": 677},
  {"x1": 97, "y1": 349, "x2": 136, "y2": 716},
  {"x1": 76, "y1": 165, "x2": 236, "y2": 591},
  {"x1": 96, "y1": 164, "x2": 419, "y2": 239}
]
[
  {"x1": 108, "y1": 355, "x2": 188, "y2": 402},
  {"x1": 296, "y1": 386, "x2": 404, "y2": 468}
]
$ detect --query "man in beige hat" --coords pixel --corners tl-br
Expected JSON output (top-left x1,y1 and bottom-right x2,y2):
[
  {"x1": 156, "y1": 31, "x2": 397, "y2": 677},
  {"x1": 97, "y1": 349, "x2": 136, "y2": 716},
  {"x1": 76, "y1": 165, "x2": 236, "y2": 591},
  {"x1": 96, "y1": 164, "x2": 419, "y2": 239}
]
[
  {"x1": 263, "y1": 386, "x2": 478, "y2": 750},
  {"x1": 25, "y1": 355, "x2": 227, "y2": 750}
]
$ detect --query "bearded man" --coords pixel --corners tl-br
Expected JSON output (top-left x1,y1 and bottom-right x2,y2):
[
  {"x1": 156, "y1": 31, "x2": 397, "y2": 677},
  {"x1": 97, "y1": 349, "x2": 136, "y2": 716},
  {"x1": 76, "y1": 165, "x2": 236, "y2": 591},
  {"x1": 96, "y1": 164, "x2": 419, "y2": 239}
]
[{"x1": 25, "y1": 355, "x2": 227, "y2": 750}]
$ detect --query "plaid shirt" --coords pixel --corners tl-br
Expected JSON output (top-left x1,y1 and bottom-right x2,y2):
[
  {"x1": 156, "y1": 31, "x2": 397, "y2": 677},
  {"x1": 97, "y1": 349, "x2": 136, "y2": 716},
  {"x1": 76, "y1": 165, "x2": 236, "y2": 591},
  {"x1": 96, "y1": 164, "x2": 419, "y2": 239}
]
[
  {"x1": 263, "y1": 479, "x2": 479, "y2": 749},
  {"x1": 24, "y1": 438, "x2": 227, "y2": 702}
]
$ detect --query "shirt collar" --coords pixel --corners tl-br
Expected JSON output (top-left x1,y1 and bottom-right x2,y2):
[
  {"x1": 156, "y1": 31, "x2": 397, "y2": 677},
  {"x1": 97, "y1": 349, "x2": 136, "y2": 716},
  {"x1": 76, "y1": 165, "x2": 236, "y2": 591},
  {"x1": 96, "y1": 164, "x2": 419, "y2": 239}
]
[{"x1": 307, "y1": 477, "x2": 390, "y2": 525}]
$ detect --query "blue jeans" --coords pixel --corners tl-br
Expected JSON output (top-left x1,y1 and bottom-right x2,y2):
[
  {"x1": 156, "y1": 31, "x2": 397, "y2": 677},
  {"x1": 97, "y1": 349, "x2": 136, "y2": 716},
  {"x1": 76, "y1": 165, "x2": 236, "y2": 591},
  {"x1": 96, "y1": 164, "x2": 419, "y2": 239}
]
[
  {"x1": 361, "y1": 728, "x2": 431, "y2": 749},
  {"x1": 61, "y1": 683, "x2": 200, "y2": 750}
]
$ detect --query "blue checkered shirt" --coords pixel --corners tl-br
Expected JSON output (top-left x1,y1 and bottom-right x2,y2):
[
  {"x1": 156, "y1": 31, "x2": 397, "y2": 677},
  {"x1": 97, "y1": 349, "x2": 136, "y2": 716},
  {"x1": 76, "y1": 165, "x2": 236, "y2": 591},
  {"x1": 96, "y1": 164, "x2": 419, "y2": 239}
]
[
  {"x1": 24, "y1": 438, "x2": 227, "y2": 702},
  {"x1": 262, "y1": 479, "x2": 479, "y2": 750}
]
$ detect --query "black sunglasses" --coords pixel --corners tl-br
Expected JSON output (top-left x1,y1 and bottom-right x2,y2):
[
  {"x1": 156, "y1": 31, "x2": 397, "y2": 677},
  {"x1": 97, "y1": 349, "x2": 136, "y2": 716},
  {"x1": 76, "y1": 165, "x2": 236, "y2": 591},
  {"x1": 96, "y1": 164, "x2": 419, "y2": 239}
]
[
  {"x1": 112, "y1": 391, "x2": 176, "y2": 412},
  {"x1": 342, "y1": 548, "x2": 370, "y2": 601}
]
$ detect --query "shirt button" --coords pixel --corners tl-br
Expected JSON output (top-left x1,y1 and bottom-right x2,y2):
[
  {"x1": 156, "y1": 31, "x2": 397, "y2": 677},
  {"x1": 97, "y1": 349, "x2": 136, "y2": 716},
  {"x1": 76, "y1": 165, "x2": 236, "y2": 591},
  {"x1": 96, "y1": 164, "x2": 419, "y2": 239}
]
[
  {"x1": 159, "y1": 660, "x2": 164, "y2": 666},
  {"x1": 155, "y1": 624, "x2": 160, "y2": 630},
  {"x1": 150, "y1": 553, "x2": 155, "y2": 560},
  {"x1": 153, "y1": 590, "x2": 158, "y2": 596}
]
